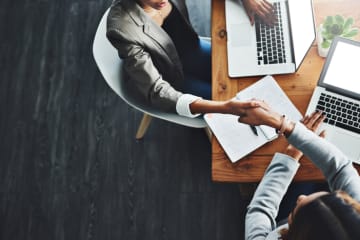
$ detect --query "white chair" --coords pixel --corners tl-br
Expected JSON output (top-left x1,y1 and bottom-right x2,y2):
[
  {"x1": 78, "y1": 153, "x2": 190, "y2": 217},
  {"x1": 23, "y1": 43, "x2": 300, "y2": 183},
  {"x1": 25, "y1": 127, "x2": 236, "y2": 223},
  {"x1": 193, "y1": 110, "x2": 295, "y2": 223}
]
[{"x1": 93, "y1": 9, "x2": 210, "y2": 139}]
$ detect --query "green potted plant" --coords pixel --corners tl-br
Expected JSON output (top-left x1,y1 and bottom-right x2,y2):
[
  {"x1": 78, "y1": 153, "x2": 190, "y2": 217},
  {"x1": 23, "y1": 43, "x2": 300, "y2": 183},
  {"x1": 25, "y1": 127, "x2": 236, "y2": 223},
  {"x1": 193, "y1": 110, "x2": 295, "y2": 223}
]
[{"x1": 317, "y1": 15, "x2": 358, "y2": 57}]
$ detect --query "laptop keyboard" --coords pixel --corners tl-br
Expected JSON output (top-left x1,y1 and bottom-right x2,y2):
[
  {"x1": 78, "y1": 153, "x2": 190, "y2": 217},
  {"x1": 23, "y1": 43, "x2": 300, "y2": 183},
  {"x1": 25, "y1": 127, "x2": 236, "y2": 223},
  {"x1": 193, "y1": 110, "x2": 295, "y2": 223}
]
[
  {"x1": 255, "y1": 2, "x2": 286, "y2": 66},
  {"x1": 316, "y1": 93, "x2": 360, "y2": 134}
]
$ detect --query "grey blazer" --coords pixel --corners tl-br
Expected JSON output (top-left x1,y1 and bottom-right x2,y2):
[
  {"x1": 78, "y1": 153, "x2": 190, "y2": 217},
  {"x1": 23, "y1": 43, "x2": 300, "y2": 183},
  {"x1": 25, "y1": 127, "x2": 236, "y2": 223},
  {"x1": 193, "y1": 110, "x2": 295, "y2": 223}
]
[{"x1": 106, "y1": 0, "x2": 199, "y2": 113}]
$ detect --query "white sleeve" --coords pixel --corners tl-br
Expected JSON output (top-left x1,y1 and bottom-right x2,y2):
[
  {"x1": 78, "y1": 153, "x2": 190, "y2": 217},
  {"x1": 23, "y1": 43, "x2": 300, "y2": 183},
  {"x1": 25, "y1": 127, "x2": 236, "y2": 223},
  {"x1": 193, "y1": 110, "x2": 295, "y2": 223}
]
[{"x1": 176, "y1": 94, "x2": 202, "y2": 118}]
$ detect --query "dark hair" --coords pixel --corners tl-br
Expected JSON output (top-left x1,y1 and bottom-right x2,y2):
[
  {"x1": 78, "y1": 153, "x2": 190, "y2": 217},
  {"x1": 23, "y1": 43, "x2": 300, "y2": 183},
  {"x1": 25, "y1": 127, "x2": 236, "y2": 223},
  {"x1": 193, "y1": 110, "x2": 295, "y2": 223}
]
[{"x1": 282, "y1": 191, "x2": 360, "y2": 240}]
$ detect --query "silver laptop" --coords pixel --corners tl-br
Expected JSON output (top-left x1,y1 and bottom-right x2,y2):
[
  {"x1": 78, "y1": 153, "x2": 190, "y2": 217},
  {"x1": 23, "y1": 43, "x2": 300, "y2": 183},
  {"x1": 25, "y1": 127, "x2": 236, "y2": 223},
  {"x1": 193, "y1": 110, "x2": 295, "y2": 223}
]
[
  {"x1": 225, "y1": 0, "x2": 315, "y2": 77},
  {"x1": 306, "y1": 37, "x2": 360, "y2": 164}
]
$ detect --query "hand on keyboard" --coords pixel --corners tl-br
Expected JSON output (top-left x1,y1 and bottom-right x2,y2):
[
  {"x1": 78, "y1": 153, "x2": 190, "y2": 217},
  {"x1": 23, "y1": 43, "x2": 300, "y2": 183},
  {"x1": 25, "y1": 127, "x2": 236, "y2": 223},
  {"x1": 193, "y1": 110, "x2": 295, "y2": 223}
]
[{"x1": 242, "y1": 0, "x2": 277, "y2": 26}]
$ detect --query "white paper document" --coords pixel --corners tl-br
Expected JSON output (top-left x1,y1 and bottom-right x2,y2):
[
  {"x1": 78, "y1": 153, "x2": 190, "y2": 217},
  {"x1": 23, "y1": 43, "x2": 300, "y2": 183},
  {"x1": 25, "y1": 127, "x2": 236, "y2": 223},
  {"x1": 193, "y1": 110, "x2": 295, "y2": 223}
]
[{"x1": 204, "y1": 75, "x2": 302, "y2": 162}]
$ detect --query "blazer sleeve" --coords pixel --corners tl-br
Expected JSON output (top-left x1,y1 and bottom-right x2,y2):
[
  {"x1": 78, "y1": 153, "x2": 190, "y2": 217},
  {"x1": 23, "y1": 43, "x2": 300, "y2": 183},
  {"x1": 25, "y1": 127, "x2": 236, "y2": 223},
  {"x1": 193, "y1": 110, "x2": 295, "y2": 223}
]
[
  {"x1": 287, "y1": 123, "x2": 360, "y2": 202},
  {"x1": 245, "y1": 154, "x2": 300, "y2": 240}
]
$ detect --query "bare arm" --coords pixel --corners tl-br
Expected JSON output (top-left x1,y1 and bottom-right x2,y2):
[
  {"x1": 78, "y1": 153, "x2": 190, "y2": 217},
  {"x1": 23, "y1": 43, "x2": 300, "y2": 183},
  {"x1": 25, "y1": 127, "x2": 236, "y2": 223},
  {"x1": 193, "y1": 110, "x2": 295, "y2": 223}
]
[{"x1": 190, "y1": 98, "x2": 261, "y2": 115}]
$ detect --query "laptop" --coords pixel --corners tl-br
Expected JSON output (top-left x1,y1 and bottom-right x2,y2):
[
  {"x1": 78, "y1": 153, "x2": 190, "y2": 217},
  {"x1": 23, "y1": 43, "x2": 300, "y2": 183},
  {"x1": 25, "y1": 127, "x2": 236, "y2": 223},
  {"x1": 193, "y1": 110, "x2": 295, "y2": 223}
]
[
  {"x1": 306, "y1": 37, "x2": 360, "y2": 164},
  {"x1": 225, "y1": 0, "x2": 315, "y2": 77}
]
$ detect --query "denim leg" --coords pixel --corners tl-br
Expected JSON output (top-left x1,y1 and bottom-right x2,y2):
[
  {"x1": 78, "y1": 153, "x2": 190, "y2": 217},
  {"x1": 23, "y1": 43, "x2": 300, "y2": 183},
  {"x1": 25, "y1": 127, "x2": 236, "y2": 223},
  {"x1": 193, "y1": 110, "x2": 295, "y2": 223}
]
[
  {"x1": 183, "y1": 75, "x2": 212, "y2": 100},
  {"x1": 182, "y1": 38, "x2": 212, "y2": 100}
]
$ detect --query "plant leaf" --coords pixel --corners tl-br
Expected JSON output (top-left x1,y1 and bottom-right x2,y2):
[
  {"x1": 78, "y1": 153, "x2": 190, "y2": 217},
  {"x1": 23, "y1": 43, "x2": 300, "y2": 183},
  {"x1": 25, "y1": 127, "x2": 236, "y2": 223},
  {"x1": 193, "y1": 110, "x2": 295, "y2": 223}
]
[
  {"x1": 321, "y1": 29, "x2": 330, "y2": 38},
  {"x1": 343, "y1": 17, "x2": 354, "y2": 32},
  {"x1": 334, "y1": 15, "x2": 344, "y2": 26},
  {"x1": 321, "y1": 40, "x2": 331, "y2": 49},
  {"x1": 342, "y1": 28, "x2": 359, "y2": 38},
  {"x1": 322, "y1": 32, "x2": 335, "y2": 40},
  {"x1": 324, "y1": 16, "x2": 333, "y2": 27}
]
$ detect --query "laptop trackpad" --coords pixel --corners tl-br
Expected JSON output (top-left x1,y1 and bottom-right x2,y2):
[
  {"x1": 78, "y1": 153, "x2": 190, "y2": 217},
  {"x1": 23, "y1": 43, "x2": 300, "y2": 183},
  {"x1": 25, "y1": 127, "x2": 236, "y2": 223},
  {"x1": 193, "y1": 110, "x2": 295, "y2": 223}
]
[
  {"x1": 326, "y1": 129, "x2": 360, "y2": 163},
  {"x1": 229, "y1": 23, "x2": 253, "y2": 47}
]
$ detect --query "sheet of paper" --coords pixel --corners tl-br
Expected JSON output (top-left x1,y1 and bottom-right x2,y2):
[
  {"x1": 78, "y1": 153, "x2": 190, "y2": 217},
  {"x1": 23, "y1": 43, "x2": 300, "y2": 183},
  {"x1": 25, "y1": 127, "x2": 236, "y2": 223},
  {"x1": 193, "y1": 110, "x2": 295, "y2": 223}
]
[
  {"x1": 204, "y1": 113, "x2": 268, "y2": 162},
  {"x1": 236, "y1": 75, "x2": 303, "y2": 122},
  {"x1": 258, "y1": 125, "x2": 277, "y2": 140}
]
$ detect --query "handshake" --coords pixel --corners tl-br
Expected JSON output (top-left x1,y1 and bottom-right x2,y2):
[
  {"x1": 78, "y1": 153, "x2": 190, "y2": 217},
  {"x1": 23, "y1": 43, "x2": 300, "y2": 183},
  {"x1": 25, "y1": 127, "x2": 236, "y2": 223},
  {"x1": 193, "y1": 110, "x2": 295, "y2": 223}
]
[{"x1": 235, "y1": 99, "x2": 326, "y2": 138}]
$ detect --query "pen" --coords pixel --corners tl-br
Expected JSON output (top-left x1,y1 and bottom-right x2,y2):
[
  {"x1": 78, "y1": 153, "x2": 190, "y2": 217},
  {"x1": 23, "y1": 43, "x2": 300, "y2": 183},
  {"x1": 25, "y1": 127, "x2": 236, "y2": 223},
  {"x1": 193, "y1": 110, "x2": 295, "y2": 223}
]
[{"x1": 250, "y1": 125, "x2": 258, "y2": 136}]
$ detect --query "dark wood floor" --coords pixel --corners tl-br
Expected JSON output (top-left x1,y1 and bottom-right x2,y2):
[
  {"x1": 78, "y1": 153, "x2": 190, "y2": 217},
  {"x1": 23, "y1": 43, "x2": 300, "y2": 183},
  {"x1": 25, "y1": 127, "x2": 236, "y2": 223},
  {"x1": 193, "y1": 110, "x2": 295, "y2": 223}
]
[{"x1": 0, "y1": 0, "x2": 249, "y2": 239}]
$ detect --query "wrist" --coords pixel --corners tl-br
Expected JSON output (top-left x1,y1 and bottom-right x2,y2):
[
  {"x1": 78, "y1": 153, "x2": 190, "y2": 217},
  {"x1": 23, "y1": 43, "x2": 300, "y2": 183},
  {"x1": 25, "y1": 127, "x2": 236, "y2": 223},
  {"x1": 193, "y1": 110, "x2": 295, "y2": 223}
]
[
  {"x1": 275, "y1": 115, "x2": 295, "y2": 137},
  {"x1": 284, "y1": 145, "x2": 303, "y2": 161},
  {"x1": 283, "y1": 121, "x2": 295, "y2": 137},
  {"x1": 267, "y1": 113, "x2": 283, "y2": 129},
  {"x1": 223, "y1": 99, "x2": 238, "y2": 114}
]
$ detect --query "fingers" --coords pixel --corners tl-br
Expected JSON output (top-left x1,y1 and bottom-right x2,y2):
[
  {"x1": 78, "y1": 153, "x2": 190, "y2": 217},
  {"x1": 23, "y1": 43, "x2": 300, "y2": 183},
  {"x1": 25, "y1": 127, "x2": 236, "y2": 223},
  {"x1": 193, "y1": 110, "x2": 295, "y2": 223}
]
[
  {"x1": 256, "y1": 0, "x2": 276, "y2": 25},
  {"x1": 301, "y1": 110, "x2": 326, "y2": 132},
  {"x1": 262, "y1": 0, "x2": 274, "y2": 11},
  {"x1": 237, "y1": 100, "x2": 260, "y2": 108},
  {"x1": 237, "y1": 99, "x2": 268, "y2": 109},
  {"x1": 319, "y1": 130, "x2": 326, "y2": 138},
  {"x1": 256, "y1": 100, "x2": 270, "y2": 110},
  {"x1": 258, "y1": 1, "x2": 273, "y2": 17},
  {"x1": 249, "y1": 14, "x2": 255, "y2": 26},
  {"x1": 243, "y1": 0, "x2": 276, "y2": 26},
  {"x1": 244, "y1": 6, "x2": 255, "y2": 25}
]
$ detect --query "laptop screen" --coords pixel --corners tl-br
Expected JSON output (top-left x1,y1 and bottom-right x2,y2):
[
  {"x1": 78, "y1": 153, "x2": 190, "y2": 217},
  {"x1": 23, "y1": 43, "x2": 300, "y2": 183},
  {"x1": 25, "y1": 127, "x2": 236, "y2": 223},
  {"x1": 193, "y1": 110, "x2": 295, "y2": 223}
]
[
  {"x1": 288, "y1": 0, "x2": 315, "y2": 68},
  {"x1": 319, "y1": 37, "x2": 360, "y2": 100}
]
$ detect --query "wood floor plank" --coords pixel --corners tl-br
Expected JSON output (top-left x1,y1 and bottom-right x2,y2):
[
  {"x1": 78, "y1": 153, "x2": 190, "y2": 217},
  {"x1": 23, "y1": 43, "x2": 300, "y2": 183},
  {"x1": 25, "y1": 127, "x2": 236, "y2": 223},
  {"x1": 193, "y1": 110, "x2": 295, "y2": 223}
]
[{"x1": 0, "y1": 0, "x2": 247, "y2": 239}]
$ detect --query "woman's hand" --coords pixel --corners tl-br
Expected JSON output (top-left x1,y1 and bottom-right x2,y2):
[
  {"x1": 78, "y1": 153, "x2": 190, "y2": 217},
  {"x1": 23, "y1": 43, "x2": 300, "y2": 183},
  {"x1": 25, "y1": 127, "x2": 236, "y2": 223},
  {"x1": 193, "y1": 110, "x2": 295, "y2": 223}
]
[
  {"x1": 283, "y1": 111, "x2": 326, "y2": 161},
  {"x1": 236, "y1": 100, "x2": 327, "y2": 160},
  {"x1": 301, "y1": 110, "x2": 326, "y2": 137},
  {"x1": 242, "y1": 0, "x2": 276, "y2": 26}
]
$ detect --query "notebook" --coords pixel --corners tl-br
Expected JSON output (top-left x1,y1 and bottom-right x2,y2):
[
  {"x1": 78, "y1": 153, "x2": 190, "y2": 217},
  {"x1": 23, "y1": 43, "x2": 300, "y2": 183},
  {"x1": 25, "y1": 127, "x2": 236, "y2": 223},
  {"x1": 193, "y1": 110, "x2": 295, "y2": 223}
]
[
  {"x1": 225, "y1": 0, "x2": 315, "y2": 77},
  {"x1": 204, "y1": 75, "x2": 302, "y2": 162},
  {"x1": 306, "y1": 37, "x2": 360, "y2": 164}
]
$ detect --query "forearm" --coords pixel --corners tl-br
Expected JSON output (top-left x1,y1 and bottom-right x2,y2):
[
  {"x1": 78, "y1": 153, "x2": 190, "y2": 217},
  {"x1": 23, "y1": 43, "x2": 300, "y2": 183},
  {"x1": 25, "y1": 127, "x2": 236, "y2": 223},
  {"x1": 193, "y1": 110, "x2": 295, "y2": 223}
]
[
  {"x1": 246, "y1": 154, "x2": 300, "y2": 239},
  {"x1": 189, "y1": 99, "x2": 232, "y2": 114},
  {"x1": 287, "y1": 124, "x2": 360, "y2": 200},
  {"x1": 272, "y1": 118, "x2": 356, "y2": 193},
  {"x1": 189, "y1": 98, "x2": 260, "y2": 115}
]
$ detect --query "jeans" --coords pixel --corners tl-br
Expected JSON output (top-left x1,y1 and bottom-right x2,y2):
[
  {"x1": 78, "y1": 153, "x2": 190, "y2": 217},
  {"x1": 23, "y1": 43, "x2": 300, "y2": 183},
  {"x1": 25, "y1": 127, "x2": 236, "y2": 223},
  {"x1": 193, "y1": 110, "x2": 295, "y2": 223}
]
[{"x1": 181, "y1": 38, "x2": 212, "y2": 100}]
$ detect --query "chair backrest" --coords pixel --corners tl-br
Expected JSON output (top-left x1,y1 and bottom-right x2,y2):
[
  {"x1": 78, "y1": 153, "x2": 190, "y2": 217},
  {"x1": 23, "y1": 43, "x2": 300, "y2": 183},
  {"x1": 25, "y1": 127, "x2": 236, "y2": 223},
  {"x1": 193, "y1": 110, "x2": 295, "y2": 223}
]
[{"x1": 92, "y1": 9, "x2": 207, "y2": 128}]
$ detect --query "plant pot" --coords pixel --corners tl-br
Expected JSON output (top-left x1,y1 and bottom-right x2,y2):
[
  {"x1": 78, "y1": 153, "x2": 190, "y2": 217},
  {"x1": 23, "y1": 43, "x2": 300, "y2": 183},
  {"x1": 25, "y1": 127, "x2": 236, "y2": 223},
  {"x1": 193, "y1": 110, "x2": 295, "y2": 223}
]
[{"x1": 317, "y1": 24, "x2": 329, "y2": 58}]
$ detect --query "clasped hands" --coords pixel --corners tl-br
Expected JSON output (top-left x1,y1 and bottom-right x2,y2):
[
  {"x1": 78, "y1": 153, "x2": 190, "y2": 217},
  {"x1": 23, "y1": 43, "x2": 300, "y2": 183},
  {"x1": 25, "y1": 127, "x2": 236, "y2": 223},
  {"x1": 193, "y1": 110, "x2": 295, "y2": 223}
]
[
  {"x1": 232, "y1": 99, "x2": 325, "y2": 133},
  {"x1": 233, "y1": 99, "x2": 326, "y2": 160},
  {"x1": 228, "y1": 99, "x2": 281, "y2": 128}
]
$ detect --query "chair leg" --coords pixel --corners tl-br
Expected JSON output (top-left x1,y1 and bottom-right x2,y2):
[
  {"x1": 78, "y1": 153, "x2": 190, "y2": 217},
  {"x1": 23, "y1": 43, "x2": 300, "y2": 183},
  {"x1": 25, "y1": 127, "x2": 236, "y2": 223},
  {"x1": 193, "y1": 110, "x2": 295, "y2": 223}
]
[
  {"x1": 204, "y1": 127, "x2": 212, "y2": 142},
  {"x1": 135, "y1": 113, "x2": 153, "y2": 140}
]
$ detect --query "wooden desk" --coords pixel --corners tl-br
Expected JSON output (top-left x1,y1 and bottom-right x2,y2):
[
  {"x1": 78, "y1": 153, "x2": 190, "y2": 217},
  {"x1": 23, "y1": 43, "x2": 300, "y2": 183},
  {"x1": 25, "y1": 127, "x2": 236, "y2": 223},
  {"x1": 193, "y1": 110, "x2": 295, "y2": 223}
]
[{"x1": 211, "y1": 0, "x2": 360, "y2": 182}]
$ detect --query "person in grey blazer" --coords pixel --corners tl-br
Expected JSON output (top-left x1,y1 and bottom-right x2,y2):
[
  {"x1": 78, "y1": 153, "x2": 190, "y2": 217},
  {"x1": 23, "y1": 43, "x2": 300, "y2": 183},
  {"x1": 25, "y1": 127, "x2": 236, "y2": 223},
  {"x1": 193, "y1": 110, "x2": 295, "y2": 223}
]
[{"x1": 106, "y1": 0, "x2": 275, "y2": 118}]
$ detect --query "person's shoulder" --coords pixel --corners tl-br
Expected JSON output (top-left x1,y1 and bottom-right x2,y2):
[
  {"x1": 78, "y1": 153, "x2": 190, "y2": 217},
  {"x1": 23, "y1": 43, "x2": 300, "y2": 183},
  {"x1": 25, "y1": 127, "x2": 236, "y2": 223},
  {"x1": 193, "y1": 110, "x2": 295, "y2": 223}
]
[
  {"x1": 106, "y1": 0, "x2": 135, "y2": 36},
  {"x1": 107, "y1": 0, "x2": 127, "y2": 24},
  {"x1": 107, "y1": 0, "x2": 144, "y2": 31}
]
